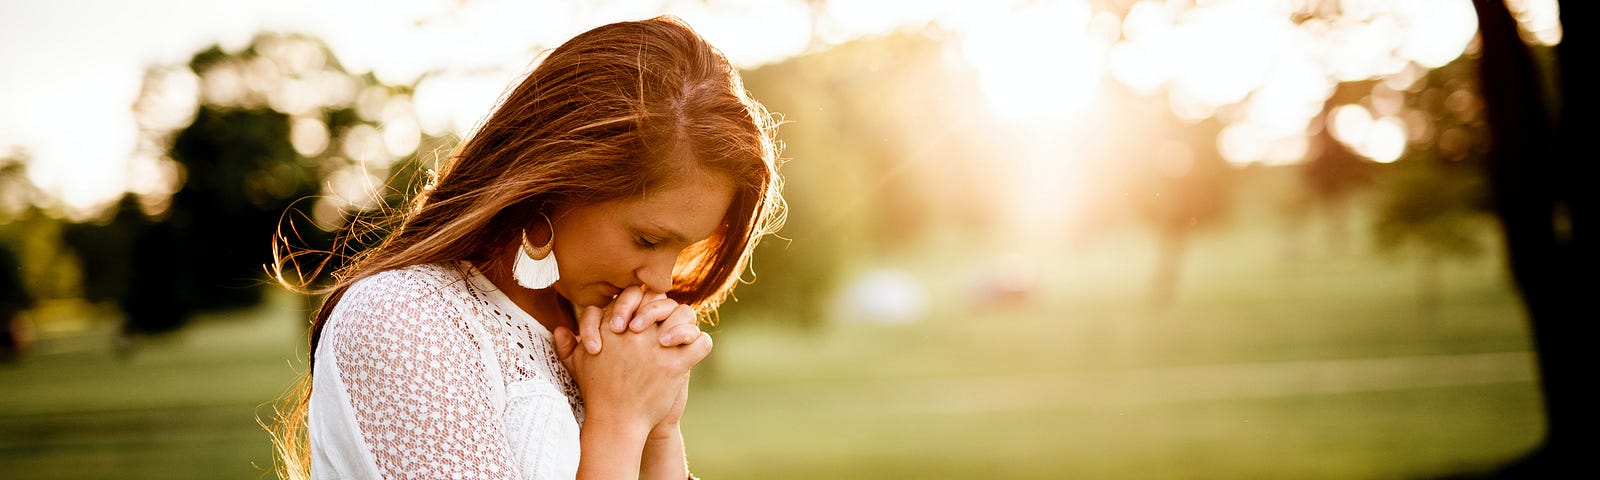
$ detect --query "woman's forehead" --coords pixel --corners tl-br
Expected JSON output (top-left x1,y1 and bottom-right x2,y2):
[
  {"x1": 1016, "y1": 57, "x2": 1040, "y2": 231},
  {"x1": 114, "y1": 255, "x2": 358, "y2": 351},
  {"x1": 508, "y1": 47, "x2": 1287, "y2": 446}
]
[{"x1": 620, "y1": 174, "x2": 734, "y2": 239}]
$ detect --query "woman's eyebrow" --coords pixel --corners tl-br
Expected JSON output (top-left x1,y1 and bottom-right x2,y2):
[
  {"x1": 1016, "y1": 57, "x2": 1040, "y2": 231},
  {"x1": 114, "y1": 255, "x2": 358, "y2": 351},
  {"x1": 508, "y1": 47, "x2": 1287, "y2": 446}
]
[{"x1": 643, "y1": 223, "x2": 690, "y2": 243}]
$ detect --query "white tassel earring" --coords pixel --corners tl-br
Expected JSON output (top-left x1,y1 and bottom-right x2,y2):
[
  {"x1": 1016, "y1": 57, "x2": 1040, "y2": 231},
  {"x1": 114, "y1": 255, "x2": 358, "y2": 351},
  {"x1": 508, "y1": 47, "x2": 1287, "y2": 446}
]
[{"x1": 513, "y1": 213, "x2": 560, "y2": 289}]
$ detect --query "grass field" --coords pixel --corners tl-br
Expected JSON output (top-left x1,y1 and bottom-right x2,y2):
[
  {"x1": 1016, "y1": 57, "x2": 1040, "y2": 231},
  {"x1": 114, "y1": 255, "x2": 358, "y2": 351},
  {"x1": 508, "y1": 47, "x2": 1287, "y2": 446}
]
[{"x1": 0, "y1": 213, "x2": 1544, "y2": 479}]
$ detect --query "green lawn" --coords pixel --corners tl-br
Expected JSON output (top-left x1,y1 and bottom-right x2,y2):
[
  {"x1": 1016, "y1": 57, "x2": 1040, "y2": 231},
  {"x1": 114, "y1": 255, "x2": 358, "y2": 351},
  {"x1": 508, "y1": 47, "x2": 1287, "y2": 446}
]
[
  {"x1": 0, "y1": 219, "x2": 1544, "y2": 479},
  {"x1": 0, "y1": 293, "x2": 310, "y2": 479}
]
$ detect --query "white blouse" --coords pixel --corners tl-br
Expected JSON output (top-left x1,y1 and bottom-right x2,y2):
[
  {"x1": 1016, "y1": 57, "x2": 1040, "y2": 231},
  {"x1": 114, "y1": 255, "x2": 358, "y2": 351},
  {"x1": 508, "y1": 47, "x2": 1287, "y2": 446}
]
[{"x1": 309, "y1": 262, "x2": 585, "y2": 479}]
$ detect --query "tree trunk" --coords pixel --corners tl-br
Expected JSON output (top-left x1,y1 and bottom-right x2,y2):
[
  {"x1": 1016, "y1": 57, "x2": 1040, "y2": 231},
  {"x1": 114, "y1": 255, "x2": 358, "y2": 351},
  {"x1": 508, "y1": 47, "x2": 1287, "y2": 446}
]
[
  {"x1": 1470, "y1": 0, "x2": 1595, "y2": 475},
  {"x1": 1323, "y1": 194, "x2": 1350, "y2": 257},
  {"x1": 1150, "y1": 224, "x2": 1187, "y2": 309},
  {"x1": 1418, "y1": 250, "x2": 1441, "y2": 317}
]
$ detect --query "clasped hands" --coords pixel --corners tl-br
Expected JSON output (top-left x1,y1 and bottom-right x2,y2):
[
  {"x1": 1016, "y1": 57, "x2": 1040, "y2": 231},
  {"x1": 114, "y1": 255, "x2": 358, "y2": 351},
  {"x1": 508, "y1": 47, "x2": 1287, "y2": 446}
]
[{"x1": 550, "y1": 286, "x2": 711, "y2": 440}]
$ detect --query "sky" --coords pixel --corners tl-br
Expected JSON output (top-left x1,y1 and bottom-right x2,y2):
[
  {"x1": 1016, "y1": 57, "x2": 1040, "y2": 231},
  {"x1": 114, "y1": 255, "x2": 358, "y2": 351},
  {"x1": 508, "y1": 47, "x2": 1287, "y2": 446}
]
[
  {"x1": 0, "y1": 0, "x2": 837, "y2": 217},
  {"x1": 0, "y1": 0, "x2": 1560, "y2": 219}
]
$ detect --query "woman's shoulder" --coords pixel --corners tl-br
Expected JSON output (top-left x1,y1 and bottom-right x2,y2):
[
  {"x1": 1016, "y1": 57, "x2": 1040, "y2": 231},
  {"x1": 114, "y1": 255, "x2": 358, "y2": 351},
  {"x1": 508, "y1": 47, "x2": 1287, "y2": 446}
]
[
  {"x1": 348, "y1": 262, "x2": 473, "y2": 299},
  {"x1": 334, "y1": 262, "x2": 475, "y2": 325}
]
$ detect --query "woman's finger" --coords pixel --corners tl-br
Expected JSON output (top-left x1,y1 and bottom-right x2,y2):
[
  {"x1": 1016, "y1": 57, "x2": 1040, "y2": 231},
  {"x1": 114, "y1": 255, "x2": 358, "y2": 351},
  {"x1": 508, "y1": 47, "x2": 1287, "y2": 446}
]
[
  {"x1": 682, "y1": 332, "x2": 713, "y2": 367},
  {"x1": 577, "y1": 305, "x2": 603, "y2": 355},
  {"x1": 629, "y1": 297, "x2": 681, "y2": 333},
  {"x1": 605, "y1": 286, "x2": 646, "y2": 333},
  {"x1": 657, "y1": 322, "x2": 703, "y2": 347},
  {"x1": 551, "y1": 326, "x2": 578, "y2": 372}
]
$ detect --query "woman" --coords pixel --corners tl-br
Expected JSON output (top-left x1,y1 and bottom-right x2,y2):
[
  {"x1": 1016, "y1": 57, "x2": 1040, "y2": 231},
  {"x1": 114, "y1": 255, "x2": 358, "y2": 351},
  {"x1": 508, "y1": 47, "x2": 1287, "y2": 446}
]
[{"x1": 269, "y1": 16, "x2": 784, "y2": 479}]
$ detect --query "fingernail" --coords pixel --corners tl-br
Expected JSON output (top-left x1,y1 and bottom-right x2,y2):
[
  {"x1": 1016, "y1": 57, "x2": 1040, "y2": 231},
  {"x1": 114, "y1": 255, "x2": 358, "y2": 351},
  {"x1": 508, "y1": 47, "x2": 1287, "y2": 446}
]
[
  {"x1": 658, "y1": 333, "x2": 673, "y2": 344},
  {"x1": 611, "y1": 316, "x2": 625, "y2": 331},
  {"x1": 586, "y1": 340, "x2": 599, "y2": 353}
]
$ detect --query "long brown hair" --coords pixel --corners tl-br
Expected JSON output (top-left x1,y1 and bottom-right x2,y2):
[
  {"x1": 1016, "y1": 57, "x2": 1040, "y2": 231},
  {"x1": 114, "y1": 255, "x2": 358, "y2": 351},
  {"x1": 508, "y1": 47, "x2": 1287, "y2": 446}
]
[{"x1": 263, "y1": 16, "x2": 784, "y2": 478}]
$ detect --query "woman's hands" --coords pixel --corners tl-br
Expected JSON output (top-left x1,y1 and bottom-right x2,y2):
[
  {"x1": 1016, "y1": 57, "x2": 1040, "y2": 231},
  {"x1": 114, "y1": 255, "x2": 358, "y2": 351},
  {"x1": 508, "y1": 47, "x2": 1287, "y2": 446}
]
[
  {"x1": 552, "y1": 286, "x2": 706, "y2": 479},
  {"x1": 569, "y1": 287, "x2": 706, "y2": 355},
  {"x1": 551, "y1": 286, "x2": 708, "y2": 433}
]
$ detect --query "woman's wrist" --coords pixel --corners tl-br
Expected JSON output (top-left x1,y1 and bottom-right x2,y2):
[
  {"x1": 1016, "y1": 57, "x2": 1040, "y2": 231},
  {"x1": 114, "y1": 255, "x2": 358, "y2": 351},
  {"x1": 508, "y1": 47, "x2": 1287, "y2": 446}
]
[
  {"x1": 585, "y1": 410, "x2": 655, "y2": 440},
  {"x1": 648, "y1": 420, "x2": 681, "y2": 442},
  {"x1": 577, "y1": 414, "x2": 652, "y2": 479},
  {"x1": 640, "y1": 423, "x2": 687, "y2": 480}
]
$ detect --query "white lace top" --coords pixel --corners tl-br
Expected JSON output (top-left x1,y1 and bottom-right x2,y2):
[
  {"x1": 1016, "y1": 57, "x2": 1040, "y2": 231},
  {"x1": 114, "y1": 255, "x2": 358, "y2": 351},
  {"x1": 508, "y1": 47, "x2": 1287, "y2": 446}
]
[{"x1": 308, "y1": 262, "x2": 585, "y2": 479}]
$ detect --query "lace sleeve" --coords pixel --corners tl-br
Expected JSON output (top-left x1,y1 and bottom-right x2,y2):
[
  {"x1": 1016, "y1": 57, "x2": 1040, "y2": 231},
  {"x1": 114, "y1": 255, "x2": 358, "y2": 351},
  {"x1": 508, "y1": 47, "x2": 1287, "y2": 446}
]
[{"x1": 322, "y1": 271, "x2": 516, "y2": 478}]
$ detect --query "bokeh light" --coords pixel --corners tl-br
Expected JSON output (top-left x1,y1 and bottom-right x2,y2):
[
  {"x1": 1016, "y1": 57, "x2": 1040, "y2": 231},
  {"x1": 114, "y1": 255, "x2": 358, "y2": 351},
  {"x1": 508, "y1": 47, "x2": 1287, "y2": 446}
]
[
  {"x1": 0, "y1": 1, "x2": 1575, "y2": 478},
  {"x1": 963, "y1": 0, "x2": 1104, "y2": 120}
]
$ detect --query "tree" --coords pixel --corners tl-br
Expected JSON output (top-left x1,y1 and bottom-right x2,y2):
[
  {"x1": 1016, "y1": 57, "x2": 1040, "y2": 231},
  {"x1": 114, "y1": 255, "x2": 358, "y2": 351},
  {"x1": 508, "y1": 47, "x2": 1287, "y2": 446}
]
[
  {"x1": 1299, "y1": 82, "x2": 1378, "y2": 258},
  {"x1": 61, "y1": 32, "x2": 430, "y2": 338},
  {"x1": 1072, "y1": 81, "x2": 1233, "y2": 308},
  {"x1": 1371, "y1": 56, "x2": 1494, "y2": 312},
  {"x1": 1466, "y1": 0, "x2": 1594, "y2": 475},
  {"x1": 727, "y1": 28, "x2": 997, "y2": 328}
]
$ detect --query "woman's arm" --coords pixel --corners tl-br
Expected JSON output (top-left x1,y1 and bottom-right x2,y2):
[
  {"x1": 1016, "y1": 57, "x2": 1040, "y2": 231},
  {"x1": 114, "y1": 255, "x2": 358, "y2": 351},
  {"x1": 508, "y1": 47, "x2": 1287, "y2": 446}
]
[
  {"x1": 639, "y1": 383, "x2": 690, "y2": 480},
  {"x1": 323, "y1": 275, "x2": 518, "y2": 477},
  {"x1": 617, "y1": 295, "x2": 704, "y2": 478},
  {"x1": 556, "y1": 301, "x2": 712, "y2": 479},
  {"x1": 576, "y1": 413, "x2": 652, "y2": 478}
]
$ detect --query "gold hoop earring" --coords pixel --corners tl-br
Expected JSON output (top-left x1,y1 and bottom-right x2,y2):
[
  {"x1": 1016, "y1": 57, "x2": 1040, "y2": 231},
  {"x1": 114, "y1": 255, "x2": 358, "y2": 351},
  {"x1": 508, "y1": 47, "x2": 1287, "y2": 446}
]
[{"x1": 512, "y1": 213, "x2": 559, "y2": 289}]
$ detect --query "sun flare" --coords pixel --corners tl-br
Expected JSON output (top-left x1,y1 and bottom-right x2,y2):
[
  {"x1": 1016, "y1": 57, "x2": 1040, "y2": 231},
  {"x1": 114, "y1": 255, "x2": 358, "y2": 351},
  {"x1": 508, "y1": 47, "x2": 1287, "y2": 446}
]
[{"x1": 962, "y1": 0, "x2": 1105, "y2": 121}]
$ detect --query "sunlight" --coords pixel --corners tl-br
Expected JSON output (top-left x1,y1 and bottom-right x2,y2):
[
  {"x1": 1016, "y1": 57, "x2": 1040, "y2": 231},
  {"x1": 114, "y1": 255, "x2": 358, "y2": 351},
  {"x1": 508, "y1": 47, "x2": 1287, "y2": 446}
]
[
  {"x1": 1166, "y1": 3, "x2": 1292, "y2": 109},
  {"x1": 1365, "y1": 116, "x2": 1407, "y2": 163},
  {"x1": 379, "y1": 97, "x2": 421, "y2": 159},
  {"x1": 1218, "y1": 58, "x2": 1331, "y2": 166},
  {"x1": 1507, "y1": 0, "x2": 1562, "y2": 46},
  {"x1": 1107, "y1": 0, "x2": 1172, "y2": 95},
  {"x1": 1330, "y1": 104, "x2": 1407, "y2": 163},
  {"x1": 1396, "y1": 0, "x2": 1479, "y2": 68},
  {"x1": 1330, "y1": 104, "x2": 1373, "y2": 147},
  {"x1": 1103, "y1": 0, "x2": 1481, "y2": 168},
  {"x1": 669, "y1": 0, "x2": 811, "y2": 68},
  {"x1": 290, "y1": 116, "x2": 329, "y2": 157},
  {"x1": 340, "y1": 124, "x2": 386, "y2": 165},
  {"x1": 962, "y1": 0, "x2": 1104, "y2": 120},
  {"x1": 411, "y1": 69, "x2": 521, "y2": 138},
  {"x1": 0, "y1": 0, "x2": 1558, "y2": 215}
]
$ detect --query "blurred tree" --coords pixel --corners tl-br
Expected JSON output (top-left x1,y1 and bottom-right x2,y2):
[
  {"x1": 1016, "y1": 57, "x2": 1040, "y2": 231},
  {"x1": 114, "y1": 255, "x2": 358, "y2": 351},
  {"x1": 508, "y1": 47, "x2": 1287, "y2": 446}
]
[
  {"x1": 1372, "y1": 158, "x2": 1487, "y2": 311},
  {"x1": 1, "y1": 150, "x2": 85, "y2": 359},
  {"x1": 166, "y1": 104, "x2": 310, "y2": 309},
  {"x1": 0, "y1": 149, "x2": 37, "y2": 223},
  {"x1": 0, "y1": 238, "x2": 31, "y2": 362},
  {"x1": 58, "y1": 32, "x2": 430, "y2": 340},
  {"x1": 728, "y1": 28, "x2": 996, "y2": 328},
  {"x1": 1371, "y1": 56, "x2": 1494, "y2": 312},
  {"x1": 1081, "y1": 82, "x2": 1233, "y2": 308},
  {"x1": 1467, "y1": 0, "x2": 1594, "y2": 476},
  {"x1": 59, "y1": 199, "x2": 137, "y2": 304},
  {"x1": 1138, "y1": 109, "x2": 1233, "y2": 308},
  {"x1": 1299, "y1": 82, "x2": 1378, "y2": 258},
  {"x1": 75, "y1": 196, "x2": 194, "y2": 340},
  {"x1": 0, "y1": 150, "x2": 81, "y2": 306}
]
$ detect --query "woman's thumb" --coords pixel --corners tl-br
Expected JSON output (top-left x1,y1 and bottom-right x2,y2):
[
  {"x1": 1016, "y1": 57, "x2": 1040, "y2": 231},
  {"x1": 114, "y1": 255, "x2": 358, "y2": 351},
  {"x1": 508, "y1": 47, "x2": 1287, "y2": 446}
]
[{"x1": 552, "y1": 326, "x2": 578, "y2": 366}]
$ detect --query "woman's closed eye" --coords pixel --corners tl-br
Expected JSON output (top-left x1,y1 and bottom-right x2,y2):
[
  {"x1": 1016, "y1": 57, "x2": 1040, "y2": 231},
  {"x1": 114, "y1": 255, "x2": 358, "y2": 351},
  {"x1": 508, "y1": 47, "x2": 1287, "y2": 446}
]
[{"x1": 635, "y1": 234, "x2": 662, "y2": 249}]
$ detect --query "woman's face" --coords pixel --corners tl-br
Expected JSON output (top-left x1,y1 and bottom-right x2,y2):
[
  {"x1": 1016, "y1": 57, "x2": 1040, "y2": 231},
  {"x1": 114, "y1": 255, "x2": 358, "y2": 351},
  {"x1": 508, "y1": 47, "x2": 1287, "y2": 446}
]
[{"x1": 547, "y1": 172, "x2": 735, "y2": 308}]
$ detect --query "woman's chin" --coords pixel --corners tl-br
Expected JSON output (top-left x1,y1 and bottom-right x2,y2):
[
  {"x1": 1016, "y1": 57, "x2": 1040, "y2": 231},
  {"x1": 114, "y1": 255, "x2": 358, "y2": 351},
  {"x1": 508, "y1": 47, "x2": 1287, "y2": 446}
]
[{"x1": 570, "y1": 289, "x2": 615, "y2": 309}]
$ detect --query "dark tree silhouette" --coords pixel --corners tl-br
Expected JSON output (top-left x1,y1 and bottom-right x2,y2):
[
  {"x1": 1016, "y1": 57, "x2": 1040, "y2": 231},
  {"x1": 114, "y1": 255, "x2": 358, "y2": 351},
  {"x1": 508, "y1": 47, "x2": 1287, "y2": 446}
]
[
  {"x1": 56, "y1": 33, "x2": 426, "y2": 342},
  {"x1": 1464, "y1": 0, "x2": 1594, "y2": 476},
  {"x1": 0, "y1": 243, "x2": 30, "y2": 361},
  {"x1": 167, "y1": 105, "x2": 313, "y2": 310}
]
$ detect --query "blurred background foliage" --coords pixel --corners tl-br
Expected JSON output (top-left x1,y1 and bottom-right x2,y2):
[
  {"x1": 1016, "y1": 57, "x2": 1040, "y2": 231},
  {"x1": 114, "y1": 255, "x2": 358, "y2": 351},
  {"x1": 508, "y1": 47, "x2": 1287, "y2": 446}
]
[{"x1": 0, "y1": 0, "x2": 1582, "y2": 478}]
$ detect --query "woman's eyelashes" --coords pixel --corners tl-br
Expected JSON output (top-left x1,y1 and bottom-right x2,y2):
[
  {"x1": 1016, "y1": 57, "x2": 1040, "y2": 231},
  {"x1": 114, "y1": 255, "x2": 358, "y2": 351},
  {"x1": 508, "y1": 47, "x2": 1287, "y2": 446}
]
[{"x1": 634, "y1": 233, "x2": 662, "y2": 249}]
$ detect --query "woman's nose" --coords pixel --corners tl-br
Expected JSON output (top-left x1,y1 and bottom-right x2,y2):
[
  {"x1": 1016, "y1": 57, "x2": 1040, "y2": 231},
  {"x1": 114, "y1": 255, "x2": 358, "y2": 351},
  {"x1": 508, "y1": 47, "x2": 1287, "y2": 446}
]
[{"x1": 635, "y1": 254, "x2": 674, "y2": 294}]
